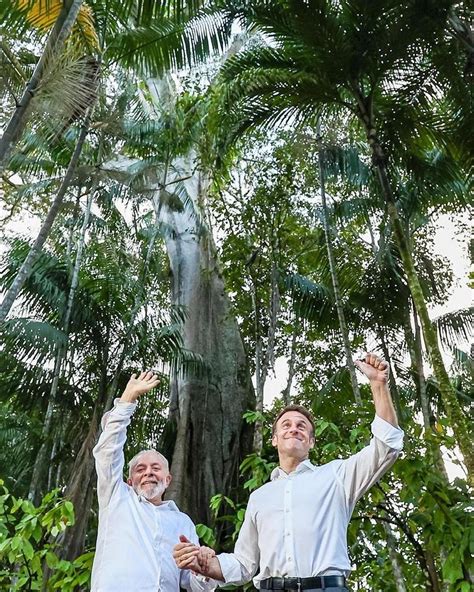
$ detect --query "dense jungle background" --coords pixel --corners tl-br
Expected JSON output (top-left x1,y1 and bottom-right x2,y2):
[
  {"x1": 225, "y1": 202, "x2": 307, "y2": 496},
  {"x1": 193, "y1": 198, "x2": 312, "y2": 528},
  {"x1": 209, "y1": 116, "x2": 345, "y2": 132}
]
[{"x1": 0, "y1": 1, "x2": 472, "y2": 590}]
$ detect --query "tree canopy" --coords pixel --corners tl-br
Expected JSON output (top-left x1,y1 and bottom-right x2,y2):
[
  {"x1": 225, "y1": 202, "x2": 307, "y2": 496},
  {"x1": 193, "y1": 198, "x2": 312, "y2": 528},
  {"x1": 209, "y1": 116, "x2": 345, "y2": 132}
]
[{"x1": 0, "y1": 1, "x2": 472, "y2": 590}]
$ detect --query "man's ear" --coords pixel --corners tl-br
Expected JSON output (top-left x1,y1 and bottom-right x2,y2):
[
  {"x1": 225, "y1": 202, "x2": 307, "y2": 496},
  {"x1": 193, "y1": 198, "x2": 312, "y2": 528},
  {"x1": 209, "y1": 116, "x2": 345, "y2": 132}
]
[
  {"x1": 271, "y1": 433, "x2": 277, "y2": 448},
  {"x1": 127, "y1": 478, "x2": 132, "y2": 486},
  {"x1": 165, "y1": 473, "x2": 172, "y2": 488}
]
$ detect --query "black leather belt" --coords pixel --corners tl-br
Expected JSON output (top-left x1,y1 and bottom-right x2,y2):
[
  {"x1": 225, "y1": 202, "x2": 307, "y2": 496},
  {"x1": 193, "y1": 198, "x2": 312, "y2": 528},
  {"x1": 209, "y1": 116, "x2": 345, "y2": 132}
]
[{"x1": 260, "y1": 576, "x2": 347, "y2": 590}]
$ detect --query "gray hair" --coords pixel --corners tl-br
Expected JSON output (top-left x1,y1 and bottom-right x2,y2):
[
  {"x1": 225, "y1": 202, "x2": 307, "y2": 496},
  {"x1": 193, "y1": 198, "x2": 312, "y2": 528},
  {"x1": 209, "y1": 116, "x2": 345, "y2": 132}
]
[{"x1": 128, "y1": 449, "x2": 170, "y2": 478}]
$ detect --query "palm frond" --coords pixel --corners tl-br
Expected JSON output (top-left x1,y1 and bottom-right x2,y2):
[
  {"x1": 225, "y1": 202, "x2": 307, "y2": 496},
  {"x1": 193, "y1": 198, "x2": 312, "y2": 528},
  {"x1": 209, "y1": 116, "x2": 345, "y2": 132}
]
[
  {"x1": 434, "y1": 307, "x2": 474, "y2": 350},
  {"x1": 1, "y1": 318, "x2": 66, "y2": 363},
  {"x1": 322, "y1": 145, "x2": 371, "y2": 188},
  {"x1": 35, "y1": 52, "x2": 100, "y2": 137},
  {"x1": 172, "y1": 348, "x2": 208, "y2": 380},
  {"x1": 284, "y1": 272, "x2": 337, "y2": 328},
  {"x1": 1, "y1": 238, "x2": 69, "y2": 320},
  {"x1": 104, "y1": 7, "x2": 232, "y2": 75}
]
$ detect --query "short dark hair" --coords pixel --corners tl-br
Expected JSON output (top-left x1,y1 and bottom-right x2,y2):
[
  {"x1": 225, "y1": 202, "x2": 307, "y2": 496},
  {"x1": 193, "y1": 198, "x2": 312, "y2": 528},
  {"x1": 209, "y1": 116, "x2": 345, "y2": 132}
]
[{"x1": 272, "y1": 404, "x2": 315, "y2": 437}]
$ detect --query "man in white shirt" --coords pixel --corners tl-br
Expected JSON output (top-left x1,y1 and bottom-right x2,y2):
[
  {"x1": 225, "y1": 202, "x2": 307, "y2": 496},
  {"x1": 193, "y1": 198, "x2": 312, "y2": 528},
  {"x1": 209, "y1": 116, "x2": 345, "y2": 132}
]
[
  {"x1": 91, "y1": 371, "x2": 213, "y2": 592},
  {"x1": 173, "y1": 353, "x2": 404, "y2": 591}
]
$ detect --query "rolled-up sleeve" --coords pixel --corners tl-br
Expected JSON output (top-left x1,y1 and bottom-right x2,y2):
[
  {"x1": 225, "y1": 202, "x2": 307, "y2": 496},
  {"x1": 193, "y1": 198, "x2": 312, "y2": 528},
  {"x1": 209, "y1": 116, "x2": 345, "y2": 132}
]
[{"x1": 338, "y1": 415, "x2": 404, "y2": 507}]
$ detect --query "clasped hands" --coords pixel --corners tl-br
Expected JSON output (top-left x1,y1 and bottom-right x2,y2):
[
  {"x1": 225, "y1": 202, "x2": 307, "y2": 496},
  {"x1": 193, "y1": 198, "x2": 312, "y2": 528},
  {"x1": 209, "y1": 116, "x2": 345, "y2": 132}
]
[{"x1": 173, "y1": 535, "x2": 214, "y2": 577}]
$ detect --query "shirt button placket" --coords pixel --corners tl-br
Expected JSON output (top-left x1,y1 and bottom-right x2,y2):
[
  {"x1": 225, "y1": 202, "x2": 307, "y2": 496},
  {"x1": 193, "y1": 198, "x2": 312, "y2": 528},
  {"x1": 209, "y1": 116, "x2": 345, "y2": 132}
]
[
  {"x1": 284, "y1": 479, "x2": 294, "y2": 574},
  {"x1": 155, "y1": 507, "x2": 162, "y2": 587}
]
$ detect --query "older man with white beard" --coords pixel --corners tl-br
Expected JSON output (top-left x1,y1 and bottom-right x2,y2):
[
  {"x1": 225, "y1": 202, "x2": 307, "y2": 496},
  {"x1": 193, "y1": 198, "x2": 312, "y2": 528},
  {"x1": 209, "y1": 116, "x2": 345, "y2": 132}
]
[{"x1": 91, "y1": 371, "x2": 213, "y2": 592}]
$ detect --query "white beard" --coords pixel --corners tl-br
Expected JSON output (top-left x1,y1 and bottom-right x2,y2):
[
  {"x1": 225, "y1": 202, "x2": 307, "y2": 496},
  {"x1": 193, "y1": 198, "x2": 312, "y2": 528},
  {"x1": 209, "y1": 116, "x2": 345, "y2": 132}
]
[{"x1": 135, "y1": 479, "x2": 167, "y2": 501}]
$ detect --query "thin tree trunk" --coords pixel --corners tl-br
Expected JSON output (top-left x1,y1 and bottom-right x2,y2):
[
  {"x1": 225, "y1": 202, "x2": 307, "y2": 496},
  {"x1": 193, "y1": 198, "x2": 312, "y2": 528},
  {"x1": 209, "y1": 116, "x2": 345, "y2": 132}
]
[
  {"x1": 412, "y1": 308, "x2": 433, "y2": 430},
  {"x1": 382, "y1": 521, "x2": 407, "y2": 592},
  {"x1": 282, "y1": 318, "x2": 299, "y2": 405},
  {"x1": 251, "y1": 278, "x2": 264, "y2": 453},
  {"x1": 0, "y1": 0, "x2": 84, "y2": 171},
  {"x1": 413, "y1": 307, "x2": 450, "y2": 482},
  {"x1": 253, "y1": 262, "x2": 281, "y2": 453},
  {"x1": 362, "y1": 119, "x2": 473, "y2": 478},
  {"x1": 317, "y1": 131, "x2": 362, "y2": 405},
  {"x1": 385, "y1": 187, "x2": 473, "y2": 477},
  {"x1": 29, "y1": 189, "x2": 94, "y2": 503},
  {"x1": 376, "y1": 507, "x2": 442, "y2": 592},
  {"x1": 0, "y1": 112, "x2": 91, "y2": 321}
]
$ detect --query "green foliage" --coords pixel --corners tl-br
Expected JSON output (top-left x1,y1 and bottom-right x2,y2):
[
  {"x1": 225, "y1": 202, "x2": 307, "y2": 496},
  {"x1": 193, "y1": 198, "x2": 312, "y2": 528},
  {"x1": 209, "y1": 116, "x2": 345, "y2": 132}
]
[
  {"x1": 195, "y1": 523, "x2": 217, "y2": 548},
  {"x1": 1, "y1": 1, "x2": 472, "y2": 589},
  {"x1": 0, "y1": 480, "x2": 92, "y2": 591}
]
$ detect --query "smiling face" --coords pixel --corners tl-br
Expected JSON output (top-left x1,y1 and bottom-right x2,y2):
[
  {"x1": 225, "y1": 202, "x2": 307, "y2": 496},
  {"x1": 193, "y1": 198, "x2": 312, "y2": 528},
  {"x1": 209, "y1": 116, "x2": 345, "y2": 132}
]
[
  {"x1": 127, "y1": 451, "x2": 171, "y2": 503},
  {"x1": 271, "y1": 410, "x2": 315, "y2": 461}
]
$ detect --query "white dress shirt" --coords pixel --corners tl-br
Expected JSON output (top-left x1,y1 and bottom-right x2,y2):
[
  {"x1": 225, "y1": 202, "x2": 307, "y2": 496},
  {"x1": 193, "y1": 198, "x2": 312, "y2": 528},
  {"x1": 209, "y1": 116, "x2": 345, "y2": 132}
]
[
  {"x1": 217, "y1": 415, "x2": 404, "y2": 588},
  {"x1": 91, "y1": 399, "x2": 212, "y2": 592}
]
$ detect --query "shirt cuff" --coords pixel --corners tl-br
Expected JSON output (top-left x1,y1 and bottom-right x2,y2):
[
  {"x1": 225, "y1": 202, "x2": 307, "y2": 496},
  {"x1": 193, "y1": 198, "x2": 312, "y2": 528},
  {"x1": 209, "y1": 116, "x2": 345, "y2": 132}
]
[
  {"x1": 190, "y1": 573, "x2": 218, "y2": 592},
  {"x1": 215, "y1": 554, "x2": 243, "y2": 584},
  {"x1": 371, "y1": 415, "x2": 404, "y2": 451},
  {"x1": 101, "y1": 398, "x2": 137, "y2": 429}
]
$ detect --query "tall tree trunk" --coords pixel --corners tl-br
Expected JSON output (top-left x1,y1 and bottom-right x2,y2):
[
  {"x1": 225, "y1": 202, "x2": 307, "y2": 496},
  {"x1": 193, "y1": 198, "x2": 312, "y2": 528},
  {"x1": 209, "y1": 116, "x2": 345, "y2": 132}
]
[
  {"x1": 0, "y1": 112, "x2": 91, "y2": 321},
  {"x1": 317, "y1": 133, "x2": 362, "y2": 405},
  {"x1": 412, "y1": 307, "x2": 449, "y2": 481},
  {"x1": 0, "y1": 0, "x2": 85, "y2": 171},
  {"x1": 161, "y1": 167, "x2": 255, "y2": 526},
  {"x1": 403, "y1": 305, "x2": 432, "y2": 430},
  {"x1": 361, "y1": 116, "x2": 473, "y2": 478},
  {"x1": 29, "y1": 189, "x2": 94, "y2": 503}
]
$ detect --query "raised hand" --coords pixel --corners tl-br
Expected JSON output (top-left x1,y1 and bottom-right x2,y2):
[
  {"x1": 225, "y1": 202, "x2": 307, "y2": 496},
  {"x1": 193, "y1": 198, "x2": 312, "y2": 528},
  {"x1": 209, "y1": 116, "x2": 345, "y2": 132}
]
[
  {"x1": 120, "y1": 371, "x2": 160, "y2": 403},
  {"x1": 354, "y1": 353, "x2": 389, "y2": 385}
]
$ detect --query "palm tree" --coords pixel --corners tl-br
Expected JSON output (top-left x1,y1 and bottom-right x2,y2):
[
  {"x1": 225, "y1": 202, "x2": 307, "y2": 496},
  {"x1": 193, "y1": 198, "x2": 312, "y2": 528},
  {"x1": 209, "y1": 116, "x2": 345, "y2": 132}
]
[
  {"x1": 207, "y1": 0, "x2": 473, "y2": 477},
  {"x1": 0, "y1": 0, "x2": 94, "y2": 170},
  {"x1": 0, "y1": 0, "x2": 231, "y2": 321}
]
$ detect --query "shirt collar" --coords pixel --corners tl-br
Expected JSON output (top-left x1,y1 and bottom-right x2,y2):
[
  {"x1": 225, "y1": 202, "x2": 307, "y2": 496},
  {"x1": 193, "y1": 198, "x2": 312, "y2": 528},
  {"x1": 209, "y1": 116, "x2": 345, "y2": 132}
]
[
  {"x1": 137, "y1": 496, "x2": 180, "y2": 511},
  {"x1": 270, "y1": 458, "x2": 316, "y2": 481}
]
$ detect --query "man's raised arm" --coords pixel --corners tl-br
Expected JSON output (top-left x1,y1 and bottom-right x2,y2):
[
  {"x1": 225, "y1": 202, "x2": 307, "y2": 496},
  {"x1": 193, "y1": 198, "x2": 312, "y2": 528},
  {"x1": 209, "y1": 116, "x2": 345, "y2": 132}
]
[
  {"x1": 92, "y1": 371, "x2": 159, "y2": 507},
  {"x1": 355, "y1": 353, "x2": 398, "y2": 426},
  {"x1": 340, "y1": 353, "x2": 403, "y2": 506}
]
